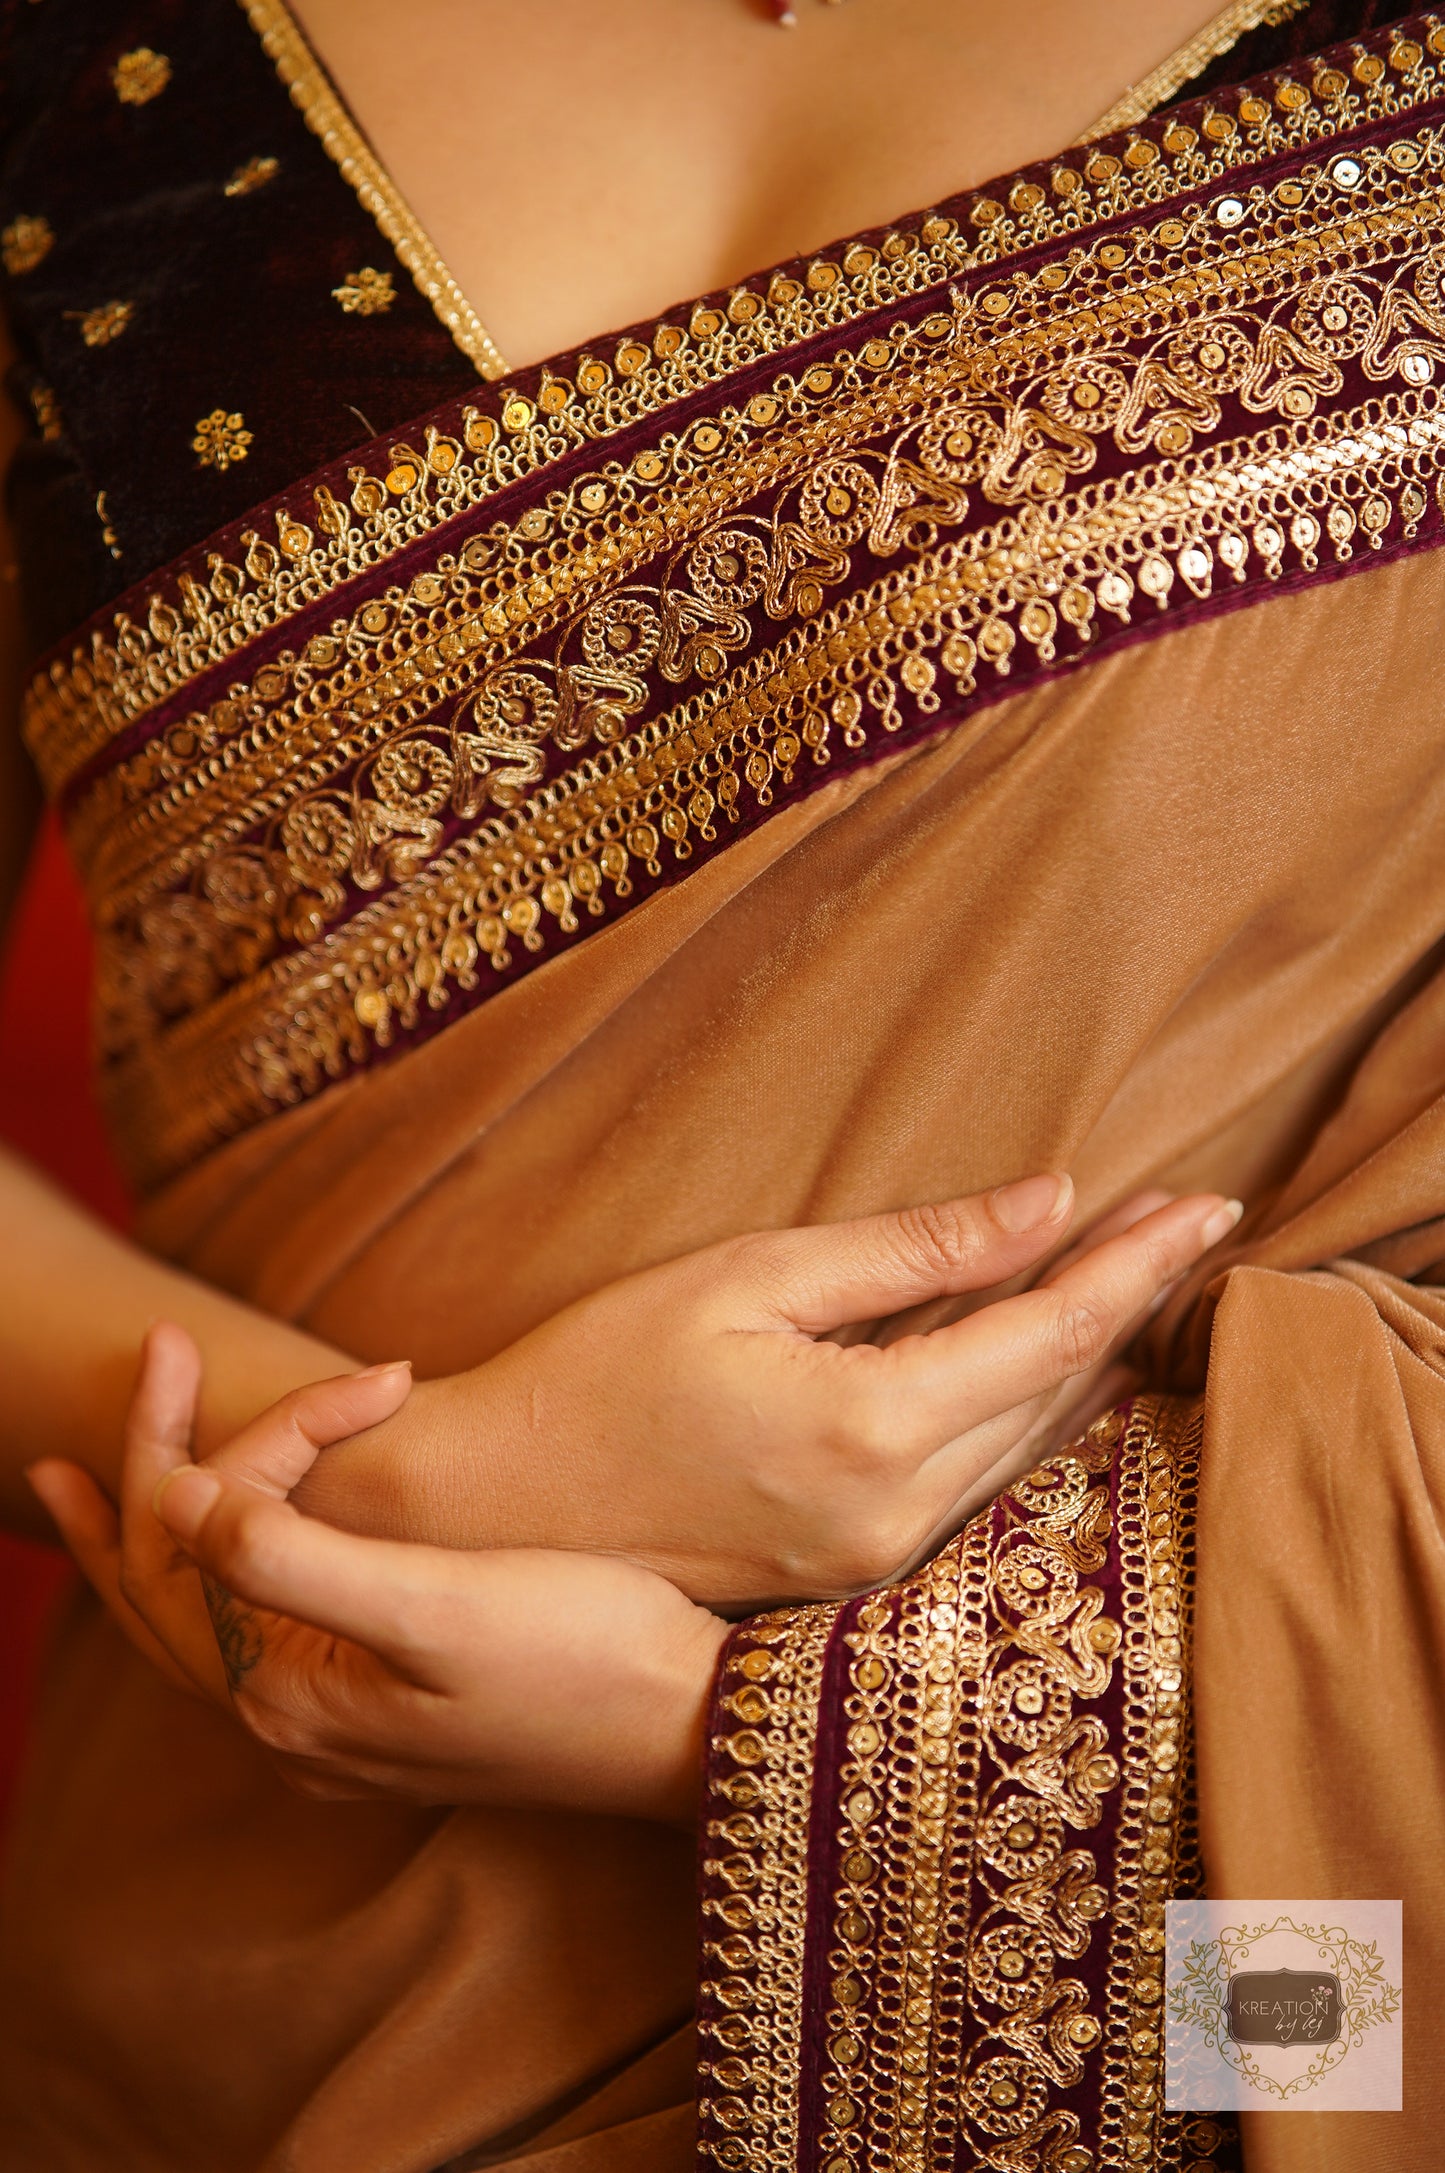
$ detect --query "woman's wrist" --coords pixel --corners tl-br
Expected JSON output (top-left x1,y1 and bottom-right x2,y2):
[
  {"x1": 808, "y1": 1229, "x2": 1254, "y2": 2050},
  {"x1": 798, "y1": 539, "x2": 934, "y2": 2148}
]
[
  {"x1": 284, "y1": 1371, "x2": 475, "y2": 1540},
  {"x1": 648, "y1": 1609, "x2": 731, "y2": 1828}
]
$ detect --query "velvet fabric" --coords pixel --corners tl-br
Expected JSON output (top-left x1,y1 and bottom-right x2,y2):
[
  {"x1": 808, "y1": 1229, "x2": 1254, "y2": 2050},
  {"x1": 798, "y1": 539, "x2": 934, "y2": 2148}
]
[{"x1": 0, "y1": 0, "x2": 475, "y2": 653}]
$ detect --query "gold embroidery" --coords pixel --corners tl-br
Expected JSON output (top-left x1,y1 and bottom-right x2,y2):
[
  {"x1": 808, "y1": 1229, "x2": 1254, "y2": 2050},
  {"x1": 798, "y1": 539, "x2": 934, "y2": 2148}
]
[
  {"x1": 1083, "y1": 0, "x2": 1311, "y2": 140},
  {"x1": 236, "y1": 0, "x2": 507, "y2": 379},
  {"x1": 700, "y1": 1604, "x2": 835, "y2": 2170},
  {"x1": 1097, "y1": 1397, "x2": 1203, "y2": 2171},
  {"x1": 112, "y1": 47, "x2": 172, "y2": 106},
  {"x1": 1, "y1": 213, "x2": 53, "y2": 276},
  {"x1": 96, "y1": 493, "x2": 122, "y2": 562},
  {"x1": 698, "y1": 1402, "x2": 1220, "y2": 2173},
  {"x1": 28, "y1": 19, "x2": 1445, "y2": 798},
  {"x1": 69, "y1": 300, "x2": 134, "y2": 348},
  {"x1": 223, "y1": 154, "x2": 280, "y2": 197},
  {"x1": 28, "y1": 381, "x2": 62, "y2": 444},
  {"x1": 21, "y1": 21, "x2": 1445, "y2": 1178},
  {"x1": 191, "y1": 410, "x2": 254, "y2": 473},
  {"x1": 332, "y1": 266, "x2": 396, "y2": 315},
  {"x1": 71, "y1": 141, "x2": 1445, "y2": 1177}
]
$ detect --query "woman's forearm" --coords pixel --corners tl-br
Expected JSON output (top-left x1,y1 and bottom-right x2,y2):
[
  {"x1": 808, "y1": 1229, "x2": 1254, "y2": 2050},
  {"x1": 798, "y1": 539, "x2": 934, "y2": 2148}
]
[
  {"x1": 0, "y1": 1145, "x2": 352, "y2": 1539},
  {"x1": 0, "y1": 392, "x2": 354, "y2": 1538}
]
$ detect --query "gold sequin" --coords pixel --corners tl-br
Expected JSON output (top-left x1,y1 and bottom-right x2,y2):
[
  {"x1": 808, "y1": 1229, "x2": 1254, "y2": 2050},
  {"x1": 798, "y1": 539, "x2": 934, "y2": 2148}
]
[
  {"x1": 70, "y1": 300, "x2": 134, "y2": 348},
  {"x1": 24, "y1": 22, "x2": 1445, "y2": 1183},
  {"x1": 190, "y1": 409, "x2": 253, "y2": 472},
  {"x1": 697, "y1": 1401, "x2": 1225, "y2": 2173},
  {"x1": 1, "y1": 213, "x2": 54, "y2": 276},
  {"x1": 331, "y1": 266, "x2": 395, "y2": 316},
  {"x1": 223, "y1": 154, "x2": 280, "y2": 197},
  {"x1": 111, "y1": 47, "x2": 172, "y2": 105}
]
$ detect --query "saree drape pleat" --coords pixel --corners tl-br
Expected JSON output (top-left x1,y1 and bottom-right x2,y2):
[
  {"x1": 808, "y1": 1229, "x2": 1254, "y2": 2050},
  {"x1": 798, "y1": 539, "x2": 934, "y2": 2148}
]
[{"x1": 5, "y1": 13, "x2": 1445, "y2": 2170}]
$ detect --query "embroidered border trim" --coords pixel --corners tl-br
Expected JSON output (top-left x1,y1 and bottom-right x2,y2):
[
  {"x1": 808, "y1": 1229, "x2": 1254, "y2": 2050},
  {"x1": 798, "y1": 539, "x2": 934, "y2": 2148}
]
[
  {"x1": 236, "y1": 0, "x2": 508, "y2": 380},
  {"x1": 696, "y1": 1398, "x2": 1230, "y2": 2173},
  {"x1": 697, "y1": 1601, "x2": 836, "y2": 2171},
  {"x1": 1084, "y1": 0, "x2": 1311, "y2": 142},
  {"x1": 25, "y1": 17, "x2": 1445, "y2": 783},
  {"x1": 24, "y1": 17, "x2": 1445, "y2": 1186}
]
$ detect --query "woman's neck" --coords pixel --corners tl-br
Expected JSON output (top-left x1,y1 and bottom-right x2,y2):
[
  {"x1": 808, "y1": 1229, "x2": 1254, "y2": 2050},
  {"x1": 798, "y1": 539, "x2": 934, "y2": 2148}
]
[{"x1": 288, "y1": 0, "x2": 1242, "y2": 370}]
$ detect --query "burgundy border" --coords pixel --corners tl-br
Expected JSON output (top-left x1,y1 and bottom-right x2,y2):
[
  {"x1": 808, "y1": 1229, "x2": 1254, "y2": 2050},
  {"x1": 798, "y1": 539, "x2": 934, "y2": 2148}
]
[
  {"x1": 40, "y1": 12, "x2": 1445, "y2": 691},
  {"x1": 695, "y1": 1428, "x2": 1148, "y2": 2173},
  {"x1": 37, "y1": 16, "x2": 1445, "y2": 1171}
]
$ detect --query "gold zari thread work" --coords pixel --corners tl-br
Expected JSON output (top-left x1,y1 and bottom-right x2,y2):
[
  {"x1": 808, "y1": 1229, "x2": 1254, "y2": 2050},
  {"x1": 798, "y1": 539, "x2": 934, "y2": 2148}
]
[
  {"x1": 697, "y1": 1400, "x2": 1226, "y2": 2173},
  {"x1": 21, "y1": 20, "x2": 1445, "y2": 1184},
  {"x1": 236, "y1": 0, "x2": 507, "y2": 377}
]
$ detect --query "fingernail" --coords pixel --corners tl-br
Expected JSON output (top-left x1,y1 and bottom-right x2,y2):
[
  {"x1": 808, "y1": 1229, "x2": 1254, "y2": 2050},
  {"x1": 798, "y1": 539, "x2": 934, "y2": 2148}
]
[
  {"x1": 354, "y1": 1359, "x2": 412, "y2": 1380},
  {"x1": 1199, "y1": 1198, "x2": 1245, "y2": 1248},
  {"x1": 991, "y1": 1172, "x2": 1073, "y2": 1233},
  {"x1": 152, "y1": 1466, "x2": 221, "y2": 1540}
]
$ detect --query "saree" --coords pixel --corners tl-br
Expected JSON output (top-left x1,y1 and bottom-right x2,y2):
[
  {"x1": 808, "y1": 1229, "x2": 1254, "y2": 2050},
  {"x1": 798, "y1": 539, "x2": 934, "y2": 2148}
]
[{"x1": 2, "y1": 0, "x2": 1445, "y2": 2167}]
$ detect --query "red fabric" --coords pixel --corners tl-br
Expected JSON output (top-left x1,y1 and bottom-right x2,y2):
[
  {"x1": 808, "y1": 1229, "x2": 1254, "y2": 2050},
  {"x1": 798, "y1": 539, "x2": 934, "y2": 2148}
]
[{"x1": 0, "y1": 812, "x2": 129, "y2": 1829}]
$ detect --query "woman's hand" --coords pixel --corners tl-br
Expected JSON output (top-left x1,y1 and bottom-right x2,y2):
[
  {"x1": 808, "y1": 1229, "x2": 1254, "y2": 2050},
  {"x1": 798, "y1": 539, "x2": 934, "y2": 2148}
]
[
  {"x1": 29, "y1": 1327, "x2": 727, "y2": 1824},
  {"x1": 300, "y1": 1173, "x2": 1242, "y2": 1607}
]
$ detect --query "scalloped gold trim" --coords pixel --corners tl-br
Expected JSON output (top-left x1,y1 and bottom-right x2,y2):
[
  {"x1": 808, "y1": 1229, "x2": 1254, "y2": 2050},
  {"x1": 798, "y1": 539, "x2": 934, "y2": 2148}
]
[
  {"x1": 1082, "y1": 0, "x2": 1311, "y2": 141},
  {"x1": 236, "y1": 0, "x2": 508, "y2": 380}
]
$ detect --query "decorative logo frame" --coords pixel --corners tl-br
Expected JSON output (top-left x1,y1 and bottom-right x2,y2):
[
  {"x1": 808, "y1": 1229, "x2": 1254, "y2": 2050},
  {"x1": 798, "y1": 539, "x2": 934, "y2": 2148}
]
[{"x1": 1165, "y1": 1901, "x2": 1402, "y2": 2111}]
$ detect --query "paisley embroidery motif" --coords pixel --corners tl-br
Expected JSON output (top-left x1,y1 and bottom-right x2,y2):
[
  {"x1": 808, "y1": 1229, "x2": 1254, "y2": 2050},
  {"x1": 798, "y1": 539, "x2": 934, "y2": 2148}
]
[{"x1": 21, "y1": 15, "x2": 1445, "y2": 1185}]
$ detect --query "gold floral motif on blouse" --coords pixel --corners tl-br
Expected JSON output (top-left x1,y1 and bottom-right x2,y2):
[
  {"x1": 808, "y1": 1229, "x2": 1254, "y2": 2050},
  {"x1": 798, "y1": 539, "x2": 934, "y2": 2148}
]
[
  {"x1": 224, "y1": 155, "x2": 280, "y2": 198},
  {"x1": 191, "y1": 410, "x2": 254, "y2": 472},
  {"x1": 70, "y1": 301, "x2": 134, "y2": 348},
  {"x1": 332, "y1": 267, "x2": 396, "y2": 316},
  {"x1": 28, "y1": 381, "x2": 62, "y2": 444},
  {"x1": 111, "y1": 47, "x2": 172, "y2": 106},
  {"x1": 1, "y1": 213, "x2": 54, "y2": 276}
]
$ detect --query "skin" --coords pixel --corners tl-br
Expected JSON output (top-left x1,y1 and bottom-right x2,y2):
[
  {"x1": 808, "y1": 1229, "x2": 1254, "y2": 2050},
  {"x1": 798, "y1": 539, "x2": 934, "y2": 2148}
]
[
  {"x1": 292, "y1": 0, "x2": 1233, "y2": 370},
  {"x1": 32, "y1": 1179, "x2": 1245, "y2": 1828},
  {"x1": 3, "y1": 1, "x2": 1245, "y2": 1815}
]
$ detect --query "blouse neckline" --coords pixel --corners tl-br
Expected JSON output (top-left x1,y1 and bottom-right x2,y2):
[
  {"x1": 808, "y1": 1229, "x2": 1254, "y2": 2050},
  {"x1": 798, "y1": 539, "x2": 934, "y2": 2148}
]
[{"x1": 237, "y1": 0, "x2": 1307, "y2": 386}]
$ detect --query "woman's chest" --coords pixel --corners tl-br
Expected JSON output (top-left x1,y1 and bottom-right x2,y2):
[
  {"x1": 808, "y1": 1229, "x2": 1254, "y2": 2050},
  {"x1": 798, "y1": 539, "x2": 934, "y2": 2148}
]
[{"x1": 289, "y1": 0, "x2": 1237, "y2": 368}]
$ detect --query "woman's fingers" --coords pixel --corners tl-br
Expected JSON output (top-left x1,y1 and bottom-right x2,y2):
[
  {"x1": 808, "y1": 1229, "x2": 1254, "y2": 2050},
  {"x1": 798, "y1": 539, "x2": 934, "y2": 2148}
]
[
  {"x1": 118, "y1": 1324, "x2": 204, "y2": 1592},
  {"x1": 1038, "y1": 1188, "x2": 1174, "y2": 1285},
  {"x1": 26, "y1": 1457, "x2": 119, "y2": 1591},
  {"x1": 205, "y1": 1361, "x2": 415, "y2": 1498},
  {"x1": 753, "y1": 1173, "x2": 1077, "y2": 1333},
  {"x1": 111, "y1": 1326, "x2": 233, "y2": 1700},
  {"x1": 882, "y1": 1192, "x2": 1242, "y2": 1444},
  {"x1": 24, "y1": 1460, "x2": 198, "y2": 1694},
  {"x1": 154, "y1": 1467, "x2": 451, "y2": 1680}
]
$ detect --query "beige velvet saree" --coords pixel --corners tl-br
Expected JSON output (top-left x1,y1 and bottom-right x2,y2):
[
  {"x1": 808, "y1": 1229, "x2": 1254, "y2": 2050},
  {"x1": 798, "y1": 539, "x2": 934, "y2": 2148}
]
[{"x1": 4, "y1": 7, "x2": 1445, "y2": 2170}]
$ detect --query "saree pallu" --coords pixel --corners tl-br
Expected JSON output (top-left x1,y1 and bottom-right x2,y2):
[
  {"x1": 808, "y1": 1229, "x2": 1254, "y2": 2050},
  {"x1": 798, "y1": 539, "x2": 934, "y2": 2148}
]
[{"x1": 5, "y1": 11, "x2": 1445, "y2": 2171}]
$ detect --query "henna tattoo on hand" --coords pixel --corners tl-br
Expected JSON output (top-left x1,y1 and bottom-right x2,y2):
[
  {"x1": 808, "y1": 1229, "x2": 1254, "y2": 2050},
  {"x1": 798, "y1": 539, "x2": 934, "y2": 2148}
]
[{"x1": 201, "y1": 1572, "x2": 264, "y2": 1690}]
